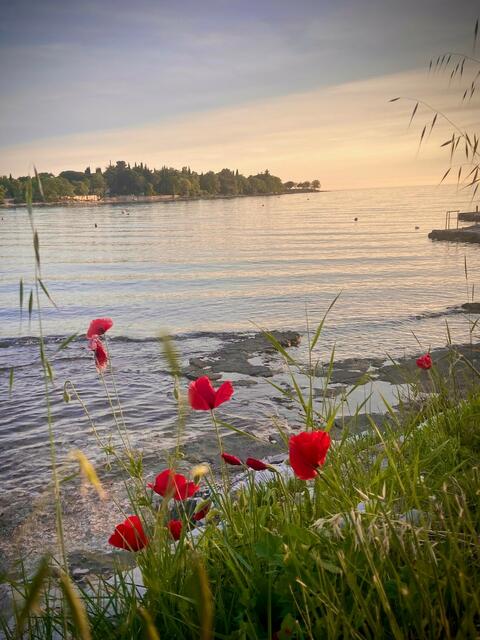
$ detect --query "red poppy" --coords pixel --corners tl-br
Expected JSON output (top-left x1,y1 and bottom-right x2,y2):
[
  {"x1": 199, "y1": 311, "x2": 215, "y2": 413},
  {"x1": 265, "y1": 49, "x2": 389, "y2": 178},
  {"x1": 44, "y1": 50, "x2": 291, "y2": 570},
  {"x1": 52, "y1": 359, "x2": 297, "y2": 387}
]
[
  {"x1": 108, "y1": 515, "x2": 148, "y2": 551},
  {"x1": 148, "y1": 469, "x2": 199, "y2": 501},
  {"x1": 416, "y1": 353, "x2": 432, "y2": 370},
  {"x1": 192, "y1": 503, "x2": 211, "y2": 522},
  {"x1": 168, "y1": 519, "x2": 183, "y2": 541},
  {"x1": 188, "y1": 376, "x2": 234, "y2": 410},
  {"x1": 246, "y1": 457, "x2": 269, "y2": 471},
  {"x1": 221, "y1": 452, "x2": 242, "y2": 466},
  {"x1": 86, "y1": 317, "x2": 113, "y2": 339},
  {"x1": 289, "y1": 430, "x2": 331, "y2": 480},
  {"x1": 88, "y1": 337, "x2": 108, "y2": 372}
]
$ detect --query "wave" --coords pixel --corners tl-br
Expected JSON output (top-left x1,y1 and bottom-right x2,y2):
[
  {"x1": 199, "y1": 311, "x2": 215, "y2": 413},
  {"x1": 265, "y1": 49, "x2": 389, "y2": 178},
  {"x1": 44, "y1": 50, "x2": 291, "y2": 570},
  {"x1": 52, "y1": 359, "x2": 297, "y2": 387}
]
[
  {"x1": 0, "y1": 330, "x2": 262, "y2": 349},
  {"x1": 0, "y1": 307, "x2": 466, "y2": 349},
  {"x1": 408, "y1": 306, "x2": 464, "y2": 320}
]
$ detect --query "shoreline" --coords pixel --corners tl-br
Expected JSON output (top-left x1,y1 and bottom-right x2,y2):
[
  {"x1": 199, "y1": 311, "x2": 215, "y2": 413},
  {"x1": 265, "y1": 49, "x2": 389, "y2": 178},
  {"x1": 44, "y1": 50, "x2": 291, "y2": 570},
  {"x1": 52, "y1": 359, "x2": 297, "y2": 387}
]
[
  {"x1": 1, "y1": 326, "x2": 479, "y2": 577},
  {"x1": 0, "y1": 188, "x2": 324, "y2": 209}
]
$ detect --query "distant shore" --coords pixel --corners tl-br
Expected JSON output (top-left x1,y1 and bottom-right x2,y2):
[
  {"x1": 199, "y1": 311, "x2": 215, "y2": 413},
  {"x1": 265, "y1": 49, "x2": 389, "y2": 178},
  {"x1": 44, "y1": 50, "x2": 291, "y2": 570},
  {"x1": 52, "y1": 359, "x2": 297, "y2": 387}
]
[{"x1": 0, "y1": 188, "x2": 323, "y2": 209}]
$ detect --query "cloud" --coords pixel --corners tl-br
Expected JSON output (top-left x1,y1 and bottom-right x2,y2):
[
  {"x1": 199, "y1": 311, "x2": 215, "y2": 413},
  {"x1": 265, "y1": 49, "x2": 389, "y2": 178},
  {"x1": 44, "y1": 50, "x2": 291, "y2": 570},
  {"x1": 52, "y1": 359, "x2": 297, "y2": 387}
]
[{"x1": 2, "y1": 66, "x2": 478, "y2": 188}]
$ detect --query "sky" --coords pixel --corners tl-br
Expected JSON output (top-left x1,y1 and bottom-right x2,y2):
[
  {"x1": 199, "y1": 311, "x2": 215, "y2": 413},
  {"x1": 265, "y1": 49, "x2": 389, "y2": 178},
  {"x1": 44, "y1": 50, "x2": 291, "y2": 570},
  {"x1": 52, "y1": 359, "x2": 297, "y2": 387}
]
[{"x1": 1, "y1": 0, "x2": 479, "y2": 188}]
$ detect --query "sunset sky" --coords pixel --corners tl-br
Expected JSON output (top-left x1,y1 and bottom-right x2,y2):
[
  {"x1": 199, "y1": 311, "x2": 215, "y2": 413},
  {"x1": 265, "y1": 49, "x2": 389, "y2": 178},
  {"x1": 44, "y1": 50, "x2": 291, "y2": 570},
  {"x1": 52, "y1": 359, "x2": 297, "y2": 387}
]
[{"x1": 1, "y1": 0, "x2": 478, "y2": 188}]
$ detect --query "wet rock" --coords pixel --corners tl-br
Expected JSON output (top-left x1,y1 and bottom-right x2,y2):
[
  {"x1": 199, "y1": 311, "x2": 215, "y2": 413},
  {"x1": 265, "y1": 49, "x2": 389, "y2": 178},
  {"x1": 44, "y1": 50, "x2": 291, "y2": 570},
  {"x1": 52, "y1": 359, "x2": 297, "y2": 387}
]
[
  {"x1": 314, "y1": 386, "x2": 346, "y2": 398},
  {"x1": 462, "y1": 302, "x2": 480, "y2": 314},
  {"x1": 311, "y1": 357, "x2": 384, "y2": 386},
  {"x1": 183, "y1": 330, "x2": 301, "y2": 379},
  {"x1": 68, "y1": 550, "x2": 132, "y2": 583},
  {"x1": 231, "y1": 378, "x2": 258, "y2": 387}
]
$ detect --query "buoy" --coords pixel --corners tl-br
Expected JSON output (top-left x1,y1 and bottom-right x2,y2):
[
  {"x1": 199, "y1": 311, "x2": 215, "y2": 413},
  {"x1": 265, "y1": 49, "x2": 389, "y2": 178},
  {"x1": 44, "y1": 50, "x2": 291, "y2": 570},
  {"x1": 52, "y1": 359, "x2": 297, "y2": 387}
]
[
  {"x1": 415, "y1": 226, "x2": 419, "y2": 230},
  {"x1": 94, "y1": 223, "x2": 97, "y2": 228},
  {"x1": 354, "y1": 217, "x2": 358, "y2": 221}
]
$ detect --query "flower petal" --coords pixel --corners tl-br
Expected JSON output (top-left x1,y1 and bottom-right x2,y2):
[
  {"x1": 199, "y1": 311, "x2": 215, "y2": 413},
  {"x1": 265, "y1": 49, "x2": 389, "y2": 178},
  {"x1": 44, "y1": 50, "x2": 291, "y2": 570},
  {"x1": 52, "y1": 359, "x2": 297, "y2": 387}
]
[
  {"x1": 188, "y1": 376, "x2": 216, "y2": 410},
  {"x1": 221, "y1": 453, "x2": 242, "y2": 466},
  {"x1": 167, "y1": 519, "x2": 183, "y2": 541},
  {"x1": 93, "y1": 340, "x2": 108, "y2": 372},
  {"x1": 174, "y1": 481, "x2": 199, "y2": 501},
  {"x1": 108, "y1": 515, "x2": 148, "y2": 551},
  {"x1": 246, "y1": 457, "x2": 269, "y2": 471},
  {"x1": 416, "y1": 353, "x2": 432, "y2": 370},
  {"x1": 289, "y1": 431, "x2": 331, "y2": 480},
  {"x1": 214, "y1": 381, "x2": 234, "y2": 408},
  {"x1": 86, "y1": 318, "x2": 113, "y2": 339}
]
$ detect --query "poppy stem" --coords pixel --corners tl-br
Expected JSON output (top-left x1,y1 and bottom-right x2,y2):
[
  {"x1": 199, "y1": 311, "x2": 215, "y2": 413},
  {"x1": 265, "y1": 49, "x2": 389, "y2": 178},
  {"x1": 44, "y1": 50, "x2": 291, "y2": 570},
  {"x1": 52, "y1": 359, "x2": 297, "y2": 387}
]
[
  {"x1": 100, "y1": 370, "x2": 131, "y2": 455},
  {"x1": 210, "y1": 409, "x2": 224, "y2": 455}
]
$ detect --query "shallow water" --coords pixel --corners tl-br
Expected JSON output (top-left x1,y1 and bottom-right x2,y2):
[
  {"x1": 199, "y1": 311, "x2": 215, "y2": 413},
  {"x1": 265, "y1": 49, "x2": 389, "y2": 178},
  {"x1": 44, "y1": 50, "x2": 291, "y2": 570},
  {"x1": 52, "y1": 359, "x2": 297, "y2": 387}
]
[{"x1": 0, "y1": 185, "x2": 479, "y2": 531}]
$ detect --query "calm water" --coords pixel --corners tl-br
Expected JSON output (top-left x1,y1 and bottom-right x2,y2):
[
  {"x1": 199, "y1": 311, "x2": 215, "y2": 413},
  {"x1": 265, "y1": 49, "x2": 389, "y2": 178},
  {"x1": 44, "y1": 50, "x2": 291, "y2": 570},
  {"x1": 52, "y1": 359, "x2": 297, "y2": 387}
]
[{"x1": 0, "y1": 186, "x2": 479, "y2": 499}]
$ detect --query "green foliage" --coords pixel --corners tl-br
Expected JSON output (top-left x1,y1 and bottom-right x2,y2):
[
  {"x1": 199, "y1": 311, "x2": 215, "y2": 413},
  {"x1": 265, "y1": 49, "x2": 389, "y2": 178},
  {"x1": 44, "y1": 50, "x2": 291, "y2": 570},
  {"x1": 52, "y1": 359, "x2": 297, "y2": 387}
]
[{"x1": 0, "y1": 162, "x2": 316, "y2": 203}]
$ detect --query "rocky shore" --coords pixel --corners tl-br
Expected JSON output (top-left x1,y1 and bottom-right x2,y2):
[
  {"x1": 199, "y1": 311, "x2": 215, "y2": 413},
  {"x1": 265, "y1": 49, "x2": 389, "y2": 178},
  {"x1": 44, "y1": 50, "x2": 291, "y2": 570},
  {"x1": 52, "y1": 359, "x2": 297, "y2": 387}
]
[{"x1": 1, "y1": 320, "x2": 479, "y2": 589}]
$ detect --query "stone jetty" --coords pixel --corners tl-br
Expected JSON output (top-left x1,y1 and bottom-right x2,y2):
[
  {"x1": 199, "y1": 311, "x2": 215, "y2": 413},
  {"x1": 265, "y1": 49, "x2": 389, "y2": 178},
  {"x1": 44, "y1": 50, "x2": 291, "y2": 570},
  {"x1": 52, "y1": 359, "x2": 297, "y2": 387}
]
[{"x1": 428, "y1": 224, "x2": 480, "y2": 243}]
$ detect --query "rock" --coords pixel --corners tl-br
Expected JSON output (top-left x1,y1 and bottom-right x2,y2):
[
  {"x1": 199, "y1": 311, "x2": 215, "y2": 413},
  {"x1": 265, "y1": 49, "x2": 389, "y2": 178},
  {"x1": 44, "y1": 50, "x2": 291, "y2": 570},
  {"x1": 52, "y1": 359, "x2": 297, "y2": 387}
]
[
  {"x1": 461, "y1": 302, "x2": 480, "y2": 314},
  {"x1": 182, "y1": 330, "x2": 301, "y2": 379}
]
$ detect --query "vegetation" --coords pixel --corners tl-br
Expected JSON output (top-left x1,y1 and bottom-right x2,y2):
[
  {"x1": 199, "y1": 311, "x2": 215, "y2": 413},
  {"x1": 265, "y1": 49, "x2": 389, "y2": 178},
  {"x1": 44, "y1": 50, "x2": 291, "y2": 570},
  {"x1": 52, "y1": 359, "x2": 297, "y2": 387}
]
[
  {"x1": 0, "y1": 163, "x2": 321, "y2": 203},
  {"x1": 391, "y1": 19, "x2": 480, "y2": 199}
]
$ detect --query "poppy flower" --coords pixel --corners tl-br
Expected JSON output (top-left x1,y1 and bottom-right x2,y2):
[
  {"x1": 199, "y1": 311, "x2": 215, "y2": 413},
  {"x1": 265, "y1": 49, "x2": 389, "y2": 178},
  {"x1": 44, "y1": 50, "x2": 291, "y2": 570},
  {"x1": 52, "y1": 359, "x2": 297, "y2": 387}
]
[
  {"x1": 246, "y1": 457, "x2": 269, "y2": 471},
  {"x1": 192, "y1": 502, "x2": 211, "y2": 522},
  {"x1": 289, "y1": 430, "x2": 331, "y2": 480},
  {"x1": 221, "y1": 453, "x2": 242, "y2": 466},
  {"x1": 188, "y1": 376, "x2": 234, "y2": 410},
  {"x1": 168, "y1": 519, "x2": 183, "y2": 541},
  {"x1": 108, "y1": 515, "x2": 148, "y2": 551},
  {"x1": 86, "y1": 317, "x2": 113, "y2": 339},
  {"x1": 148, "y1": 469, "x2": 199, "y2": 501},
  {"x1": 416, "y1": 353, "x2": 432, "y2": 370},
  {"x1": 88, "y1": 337, "x2": 108, "y2": 372}
]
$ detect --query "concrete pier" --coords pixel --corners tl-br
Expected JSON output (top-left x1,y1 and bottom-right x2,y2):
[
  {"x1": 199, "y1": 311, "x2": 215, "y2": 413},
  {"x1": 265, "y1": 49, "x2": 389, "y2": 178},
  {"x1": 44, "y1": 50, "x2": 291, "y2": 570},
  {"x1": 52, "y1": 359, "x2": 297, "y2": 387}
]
[{"x1": 428, "y1": 225, "x2": 480, "y2": 243}]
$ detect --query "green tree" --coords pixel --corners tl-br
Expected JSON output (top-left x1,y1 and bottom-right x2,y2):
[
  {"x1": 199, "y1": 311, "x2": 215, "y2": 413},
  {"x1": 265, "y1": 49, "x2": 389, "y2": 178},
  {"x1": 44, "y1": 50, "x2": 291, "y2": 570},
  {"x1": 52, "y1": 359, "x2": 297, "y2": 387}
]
[
  {"x1": 200, "y1": 171, "x2": 220, "y2": 195},
  {"x1": 59, "y1": 170, "x2": 86, "y2": 182},
  {"x1": 73, "y1": 180, "x2": 90, "y2": 196},
  {"x1": 39, "y1": 176, "x2": 75, "y2": 201},
  {"x1": 104, "y1": 161, "x2": 146, "y2": 196},
  {"x1": 217, "y1": 168, "x2": 238, "y2": 195},
  {"x1": 312, "y1": 179, "x2": 321, "y2": 190},
  {"x1": 90, "y1": 172, "x2": 106, "y2": 197},
  {"x1": 175, "y1": 177, "x2": 193, "y2": 196}
]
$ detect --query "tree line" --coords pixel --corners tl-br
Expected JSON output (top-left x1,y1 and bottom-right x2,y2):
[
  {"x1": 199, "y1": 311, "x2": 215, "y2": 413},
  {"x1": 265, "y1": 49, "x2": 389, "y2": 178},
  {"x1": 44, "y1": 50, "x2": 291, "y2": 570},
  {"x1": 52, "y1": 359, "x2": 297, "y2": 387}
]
[{"x1": 0, "y1": 162, "x2": 320, "y2": 203}]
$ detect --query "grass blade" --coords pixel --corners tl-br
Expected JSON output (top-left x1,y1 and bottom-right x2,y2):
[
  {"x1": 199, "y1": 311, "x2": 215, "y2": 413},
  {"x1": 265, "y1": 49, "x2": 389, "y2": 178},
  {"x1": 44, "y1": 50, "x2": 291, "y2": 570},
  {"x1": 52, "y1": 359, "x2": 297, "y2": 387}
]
[
  {"x1": 15, "y1": 556, "x2": 50, "y2": 638},
  {"x1": 56, "y1": 569, "x2": 92, "y2": 640},
  {"x1": 38, "y1": 278, "x2": 58, "y2": 308}
]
